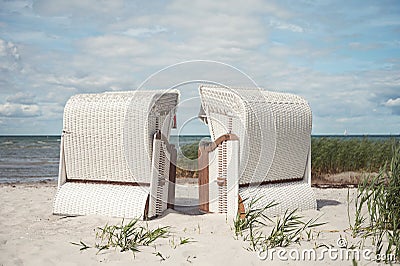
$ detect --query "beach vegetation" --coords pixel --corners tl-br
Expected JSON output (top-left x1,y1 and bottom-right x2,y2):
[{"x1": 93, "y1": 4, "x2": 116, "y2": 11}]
[
  {"x1": 180, "y1": 142, "x2": 200, "y2": 160},
  {"x1": 350, "y1": 143, "x2": 400, "y2": 263},
  {"x1": 234, "y1": 197, "x2": 325, "y2": 251},
  {"x1": 176, "y1": 137, "x2": 398, "y2": 179},
  {"x1": 72, "y1": 218, "x2": 170, "y2": 255},
  {"x1": 263, "y1": 209, "x2": 325, "y2": 249},
  {"x1": 312, "y1": 137, "x2": 396, "y2": 176},
  {"x1": 169, "y1": 235, "x2": 195, "y2": 249}
]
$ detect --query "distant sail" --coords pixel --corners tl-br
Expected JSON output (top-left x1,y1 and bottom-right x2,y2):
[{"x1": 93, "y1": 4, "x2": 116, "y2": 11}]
[{"x1": 344, "y1": 129, "x2": 348, "y2": 135}]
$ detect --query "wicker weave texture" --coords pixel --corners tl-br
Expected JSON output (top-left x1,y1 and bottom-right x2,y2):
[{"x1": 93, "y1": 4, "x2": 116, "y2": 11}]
[
  {"x1": 63, "y1": 91, "x2": 178, "y2": 183},
  {"x1": 208, "y1": 140, "x2": 239, "y2": 215},
  {"x1": 149, "y1": 138, "x2": 170, "y2": 217},
  {"x1": 55, "y1": 90, "x2": 178, "y2": 219},
  {"x1": 199, "y1": 86, "x2": 312, "y2": 184},
  {"x1": 239, "y1": 182, "x2": 316, "y2": 217},
  {"x1": 53, "y1": 182, "x2": 149, "y2": 218},
  {"x1": 262, "y1": 91, "x2": 312, "y2": 182}
]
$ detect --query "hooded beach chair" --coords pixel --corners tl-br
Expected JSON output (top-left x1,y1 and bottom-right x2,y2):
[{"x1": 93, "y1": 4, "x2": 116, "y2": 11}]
[
  {"x1": 198, "y1": 85, "x2": 316, "y2": 217},
  {"x1": 53, "y1": 90, "x2": 179, "y2": 219}
]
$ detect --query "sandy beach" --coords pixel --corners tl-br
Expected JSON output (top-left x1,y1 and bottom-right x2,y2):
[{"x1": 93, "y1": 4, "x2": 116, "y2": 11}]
[{"x1": 0, "y1": 181, "x2": 386, "y2": 265}]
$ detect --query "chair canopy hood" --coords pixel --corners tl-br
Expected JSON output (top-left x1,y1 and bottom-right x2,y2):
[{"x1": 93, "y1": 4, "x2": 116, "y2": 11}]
[
  {"x1": 199, "y1": 85, "x2": 312, "y2": 185},
  {"x1": 62, "y1": 90, "x2": 179, "y2": 184}
]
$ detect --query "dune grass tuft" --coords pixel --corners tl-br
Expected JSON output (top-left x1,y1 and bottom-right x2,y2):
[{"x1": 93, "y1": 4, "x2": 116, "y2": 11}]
[
  {"x1": 350, "y1": 143, "x2": 400, "y2": 263},
  {"x1": 72, "y1": 218, "x2": 170, "y2": 255},
  {"x1": 234, "y1": 197, "x2": 325, "y2": 251}
]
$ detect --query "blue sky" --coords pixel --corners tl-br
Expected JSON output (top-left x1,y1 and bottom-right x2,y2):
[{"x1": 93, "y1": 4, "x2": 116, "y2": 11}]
[{"x1": 0, "y1": 0, "x2": 399, "y2": 135}]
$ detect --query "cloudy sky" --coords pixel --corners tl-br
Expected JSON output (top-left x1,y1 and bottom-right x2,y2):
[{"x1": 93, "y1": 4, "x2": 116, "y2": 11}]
[{"x1": 0, "y1": 0, "x2": 399, "y2": 135}]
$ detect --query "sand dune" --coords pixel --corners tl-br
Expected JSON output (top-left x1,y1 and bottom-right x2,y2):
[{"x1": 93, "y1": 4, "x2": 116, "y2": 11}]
[{"x1": 0, "y1": 183, "x2": 383, "y2": 265}]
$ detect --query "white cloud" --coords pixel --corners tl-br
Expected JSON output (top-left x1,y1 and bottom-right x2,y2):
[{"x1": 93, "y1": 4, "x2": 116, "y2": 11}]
[
  {"x1": 167, "y1": 0, "x2": 292, "y2": 18},
  {"x1": 0, "y1": 39, "x2": 7, "y2": 57},
  {"x1": 385, "y1": 98, "x2": 400, "y2": 115},
  {"x1": 269, "y1": 19, "x2": 304, "y2": 33},
  {"x1": 348, "y1": 42, "x2": 382, "y2": 50},
  {"x1": 385, "y1": 98, "x2": 400, "y2": 107},
  {"x1": 32, "y1": 0, "x2": 125, "y2": 17},
  {"x1": 0, "y1": 39, "x2": 21, "y2": 71},
  {"x1": 78, "y1": 35, "x2": 152, "y2": 58},
  {"x1": 122, "y1": 26, "x2": 167, "y2": 37},
  {"x1": 6, "y1": 92, "x2": 36, "y2": 105},
  {"x1": 0, "y1": 0, "x2": 399, "y2": 134},
  {"x1": 0, "y1": 103, "x2": 41, "y2": 117},
  {"x1": 0, "y1": 0, "x2": 32, "y2": 14}
]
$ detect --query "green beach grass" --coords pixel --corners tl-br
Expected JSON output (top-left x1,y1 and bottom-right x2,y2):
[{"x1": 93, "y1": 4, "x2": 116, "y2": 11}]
[
  {"x1": 176, "y1": 137, "x2": 400, "y2": 181},
  {"x1": 311, "y1": 137, "x2": 398, "y2": 177},
  {"x1": 349, "y1": 144, "x2": 400, "y2": 263}
]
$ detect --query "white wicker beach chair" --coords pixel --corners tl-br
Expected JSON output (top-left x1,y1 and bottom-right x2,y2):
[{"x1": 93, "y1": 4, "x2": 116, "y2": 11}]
[
  {"x1": 53, "y1": 90, "x2": 179, "y2": 219},
  {"x1": 198, "y1": 85, "x2": 316, "y2": 217}
]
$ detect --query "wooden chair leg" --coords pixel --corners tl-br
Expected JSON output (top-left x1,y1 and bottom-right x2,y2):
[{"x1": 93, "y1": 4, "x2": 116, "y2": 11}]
[
  {"x1": 198, "y1": 144, "x2": 210, "y2": 212},
  {"x1": 238, "y1": 195, "x2": 246, "y2": 219},
  {"x1": 167, "y1": 145, "x2": 177, "y2": 210}
]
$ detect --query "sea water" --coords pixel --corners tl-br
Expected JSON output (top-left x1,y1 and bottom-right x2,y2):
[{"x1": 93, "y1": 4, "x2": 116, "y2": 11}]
[
  {"x1": 0, "y1": 135, "x2": 209, "y2": 183},
  {"x1": 0, "y1": 136, "x2": 61, "y2": 183}
]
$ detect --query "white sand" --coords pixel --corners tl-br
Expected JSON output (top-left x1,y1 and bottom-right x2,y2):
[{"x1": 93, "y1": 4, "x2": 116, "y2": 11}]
[{"x1": 0, "y1": 183, "x2": 384, "y2": 265}]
